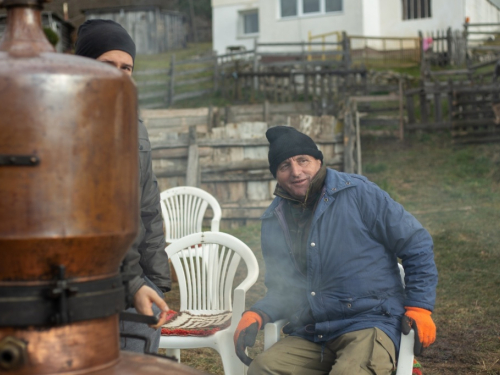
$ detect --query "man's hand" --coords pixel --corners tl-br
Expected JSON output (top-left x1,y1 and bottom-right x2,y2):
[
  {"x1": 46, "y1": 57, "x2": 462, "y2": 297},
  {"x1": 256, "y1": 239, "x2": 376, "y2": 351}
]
[
  {"x1": 402, "y1": 306, "x2": 436, "y2": 355},
  {"x1": 233, "y1": 311, "x2": 263, "y2": 366},
  {"x1": 133, "y1": 285, "x2": 170, "y2": 329}
]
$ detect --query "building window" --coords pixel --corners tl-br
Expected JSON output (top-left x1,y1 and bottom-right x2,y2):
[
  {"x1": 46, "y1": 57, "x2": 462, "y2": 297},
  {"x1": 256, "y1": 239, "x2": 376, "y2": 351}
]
[
  {"x1": 325, "y1": 0, "x2": 342, "y2": 12},
  {"x1": 240, "y1": 10, "x2": 259, "y2": 35},
  {"x1": 303, "y1": 0, "x2": 320, "y2": 14},
  {"x1": 280, "y1": 0, "x2": 342, "y2": 18},
  {"x1": 402, "y1": 0, "x2": 431, "y2": 20},
  {"x1": 281, "y1": 0, "x2": 298, "y2": 17}
]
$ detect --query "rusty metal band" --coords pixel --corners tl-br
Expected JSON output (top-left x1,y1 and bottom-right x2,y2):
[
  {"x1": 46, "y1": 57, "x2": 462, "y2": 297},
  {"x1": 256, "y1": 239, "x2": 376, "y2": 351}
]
[{"x1": 0, "y1": 274, "x2": 125, "y2": 327}]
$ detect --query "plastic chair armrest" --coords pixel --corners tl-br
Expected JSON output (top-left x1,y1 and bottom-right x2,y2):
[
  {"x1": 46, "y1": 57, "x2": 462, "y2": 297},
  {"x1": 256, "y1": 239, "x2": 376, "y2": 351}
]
[{"x1": 263, "y1": 319, "x2": 287, "y2": 351}]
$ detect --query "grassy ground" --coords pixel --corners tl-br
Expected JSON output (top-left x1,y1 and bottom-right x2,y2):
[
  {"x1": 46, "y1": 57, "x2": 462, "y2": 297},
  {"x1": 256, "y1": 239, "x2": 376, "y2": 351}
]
[{"x1": 161, "y1": 132, "x2": 500, "y2": 374}]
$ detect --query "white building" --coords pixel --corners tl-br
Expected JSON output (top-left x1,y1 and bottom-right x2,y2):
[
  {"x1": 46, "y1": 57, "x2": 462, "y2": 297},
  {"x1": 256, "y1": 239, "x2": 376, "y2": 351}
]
[{"x1": 212, "y1": 0, "x2": 500, "y2": 54}]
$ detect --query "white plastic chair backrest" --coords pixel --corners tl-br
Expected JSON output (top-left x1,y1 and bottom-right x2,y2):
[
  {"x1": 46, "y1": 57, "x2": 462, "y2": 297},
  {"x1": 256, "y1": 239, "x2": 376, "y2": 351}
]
[
  {"x1": 166, "y1": 231, "x2": 259, "y2": 312},
  {"x1": 160, "y1": 186, "x2": 222, "y2": 243}
]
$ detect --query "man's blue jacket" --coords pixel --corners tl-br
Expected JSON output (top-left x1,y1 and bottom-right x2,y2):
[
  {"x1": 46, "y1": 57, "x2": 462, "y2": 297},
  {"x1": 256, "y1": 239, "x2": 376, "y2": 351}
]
[{"x1": 252, "y1": 168, "x2": 438, "y2": 350}]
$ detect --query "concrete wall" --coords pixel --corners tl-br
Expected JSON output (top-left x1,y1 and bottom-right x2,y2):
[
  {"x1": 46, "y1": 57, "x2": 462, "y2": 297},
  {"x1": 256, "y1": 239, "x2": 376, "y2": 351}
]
[
  {"x1": 362, "y1": 0, "x2": 381, "y2": 36},
  {"x1": 212, "y1": 0, "x2": 259, "y2": 54}
]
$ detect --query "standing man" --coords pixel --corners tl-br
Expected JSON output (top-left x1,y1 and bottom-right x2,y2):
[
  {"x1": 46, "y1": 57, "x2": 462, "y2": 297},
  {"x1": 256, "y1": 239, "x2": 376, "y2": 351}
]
[
  {"x1": 234, "y1": 126, "x2": 438, "y2": 374},
  {"x1": 75, "y1": 19, "x2": 171, "y2": 353}
]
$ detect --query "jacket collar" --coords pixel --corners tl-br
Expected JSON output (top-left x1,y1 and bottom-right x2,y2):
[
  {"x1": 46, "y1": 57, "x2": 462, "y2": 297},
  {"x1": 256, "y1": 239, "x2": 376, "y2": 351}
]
[{"x1": 261, "y1": 168, "x2": 357, "y2": 219}]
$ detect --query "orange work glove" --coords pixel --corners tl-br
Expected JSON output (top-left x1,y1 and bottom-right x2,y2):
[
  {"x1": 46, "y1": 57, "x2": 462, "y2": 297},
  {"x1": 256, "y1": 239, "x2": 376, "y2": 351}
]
[
  {"x1": 402, "y1": 306, "x2": 436, "y2": 355},
  {"x1": 233, "y1": 311, "x2": 263, "y2": 366}
]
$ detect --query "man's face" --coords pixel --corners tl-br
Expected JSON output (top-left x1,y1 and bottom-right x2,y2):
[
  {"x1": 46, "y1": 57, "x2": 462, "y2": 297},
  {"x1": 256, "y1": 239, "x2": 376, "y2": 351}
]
[
  {"x1": 97, "y1": 50, "x2": 133, "y2": 76},
  {"x1": 276, "y1": 155, "x2": 322, "y2": 200}
]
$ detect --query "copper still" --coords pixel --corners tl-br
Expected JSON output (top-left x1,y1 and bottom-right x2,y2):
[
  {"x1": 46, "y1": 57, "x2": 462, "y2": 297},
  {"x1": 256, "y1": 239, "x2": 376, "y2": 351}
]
[{"x1": 0, "y1": 1, "x2": 204, "y2": 374}]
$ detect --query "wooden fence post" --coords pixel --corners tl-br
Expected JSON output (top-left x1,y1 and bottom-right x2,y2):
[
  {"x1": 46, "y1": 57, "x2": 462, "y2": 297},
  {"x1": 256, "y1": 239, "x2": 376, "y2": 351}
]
[
  {"x1": 186, "y1": 125, "x2": 200, "y2": 187},
  {"x1": 418, "y1": 31, "x2": 425, "y2": 78},
  {"x1": 168, "y1": 53, "x2": 175, "y2": 107},
  {"x1": 343, "y1": 100, "x2": 355, "y2": 174},
  {"x1": 464, "y1": 22, "x2": 470, "y2": 69},
  {"x1": 263, "y1": 100, "x2": 270, "y2": 122},
  {"x1": 342, "y1": 31, "x2": 351, "y2": 69},
  {"x1": 419, "y1": 79, "x2": 428, "y2": 124},
  {"x1": 399, "y1": 79, "x2": 405, "y2": 141},
  {"x1": 447, "y1": 79, "x2": 454, "y2": 122},
  {"x1": 213, "y1": 53, "x2": 219, "y2": 92},
  {"x1": 253, "y1": 38, "x2": 259, "y2": 91},
  {"x1": 446, "y1": 27, "x2": 452, "y2": 66},
  {"x1": 207, "y1": 105, "x2": 214, "y2": 132}
]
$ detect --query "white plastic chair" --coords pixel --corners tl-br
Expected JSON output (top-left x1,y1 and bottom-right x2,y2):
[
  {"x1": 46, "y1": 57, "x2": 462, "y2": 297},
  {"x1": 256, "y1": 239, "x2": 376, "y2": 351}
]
[
  {"x1": 159, "y1": 231, "x2": 259, "y2": 375},
  {"x1": 263, "y1": 264, "x2": 415, "y2": 375},
  {"x1": 160, "y1": 186, "x2": 222, "y2": 243}
]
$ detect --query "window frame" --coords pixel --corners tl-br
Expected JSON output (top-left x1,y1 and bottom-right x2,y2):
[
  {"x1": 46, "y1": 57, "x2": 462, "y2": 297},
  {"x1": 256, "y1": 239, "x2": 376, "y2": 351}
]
[
  {"x1": 238, "y1": 8, "x2": 259, "y2": 38},
  {"x1": 402, "y1": 0, "x2": 432, "y2": 21},
  {"x1": 278, "y1": 0, "x2": 343, "y2": 20}
]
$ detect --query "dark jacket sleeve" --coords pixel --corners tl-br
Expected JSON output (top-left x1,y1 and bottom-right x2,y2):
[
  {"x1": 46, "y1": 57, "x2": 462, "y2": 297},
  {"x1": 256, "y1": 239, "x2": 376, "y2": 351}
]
[
  {"x1": 358, "y1": 178, "x2": 438, "y2": 311},
  {"x1": 136, "y1": 120, "x2": 171, "y2": 292}
]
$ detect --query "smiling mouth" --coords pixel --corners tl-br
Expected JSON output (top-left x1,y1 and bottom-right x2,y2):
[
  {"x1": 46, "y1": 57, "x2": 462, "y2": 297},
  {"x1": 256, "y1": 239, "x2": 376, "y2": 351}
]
[{"x1": 292, "y1": 179, "x2": 308, "y2": 185}]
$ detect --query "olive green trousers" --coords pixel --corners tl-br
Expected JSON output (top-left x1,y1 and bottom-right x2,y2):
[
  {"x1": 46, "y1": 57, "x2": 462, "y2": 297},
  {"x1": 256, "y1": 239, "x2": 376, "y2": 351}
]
[{"x1": 248, "y1": 328, "x2": 396, "y2": 375}]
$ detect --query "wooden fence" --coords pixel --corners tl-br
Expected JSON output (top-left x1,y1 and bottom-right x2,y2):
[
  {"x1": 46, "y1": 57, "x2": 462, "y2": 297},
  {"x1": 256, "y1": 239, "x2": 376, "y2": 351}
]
[
  {"x1": 464, "y1": 22, "x2": 500, "y2": 67},
  {"x1": 141, "y1": 102, "x2": 358, "y2": 227},
  {"x1": 404, "y1": 81, "x2": 500, "y2": 144},
  {"x1": 218, "y1": 68, "x2": 369, "y2": 105}
]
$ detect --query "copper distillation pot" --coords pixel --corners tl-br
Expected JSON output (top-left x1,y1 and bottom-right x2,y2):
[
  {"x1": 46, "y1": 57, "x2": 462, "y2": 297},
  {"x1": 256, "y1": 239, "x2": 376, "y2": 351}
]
[{"x1": 0, "y1": 0, "x2": 204, "y2": 374}]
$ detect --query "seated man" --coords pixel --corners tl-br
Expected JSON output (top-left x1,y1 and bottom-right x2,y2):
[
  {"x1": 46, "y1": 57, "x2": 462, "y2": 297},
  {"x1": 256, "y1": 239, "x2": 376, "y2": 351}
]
[
  {"x1": 234, "y1": 126, "x2": 438, "y2": 374},
  {"x1": 75, "y1": 19, "x2": 171, "y2": 353}
]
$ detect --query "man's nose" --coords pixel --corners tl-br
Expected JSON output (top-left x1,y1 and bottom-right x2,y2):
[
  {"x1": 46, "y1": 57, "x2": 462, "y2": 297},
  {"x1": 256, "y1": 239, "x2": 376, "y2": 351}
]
[{"x1": 290, "y1": 162, "x2": 302, "y2": 176}]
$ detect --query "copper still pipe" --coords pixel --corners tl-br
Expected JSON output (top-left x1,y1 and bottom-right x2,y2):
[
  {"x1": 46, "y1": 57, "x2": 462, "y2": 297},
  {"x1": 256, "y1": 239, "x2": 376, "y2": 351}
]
[{"x1": 0, "y1": 1, "x2": 205, "y2": 374}]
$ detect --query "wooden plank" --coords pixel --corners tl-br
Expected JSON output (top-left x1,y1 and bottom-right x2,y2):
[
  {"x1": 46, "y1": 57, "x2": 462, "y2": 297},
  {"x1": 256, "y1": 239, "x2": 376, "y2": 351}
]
[
  {"x1": 429, "y1": 69, "x2": 470, "y2": 76},
  {"x1": 141, "y1": 108, "x2": 210, "y2": 119},
  {"x1": 175, "y1": 76, "x2": 212, "y2": 87},
  {"x1": 134, "y1": 68, "x2": 170, "y2": 76},
  {"x1": 203, "y1": 171, "x2": 274, "y2": 183},
  {"x1": 175, "y1": 56, "x2": 215, "y2": 65},
  {"x1": 174, "y1": 67, "x2": 210, "y2": 77},
  {"x1": 406, "y1": 122, "x2": 451, "y2": 130},
  {"x1": 360, "y1": 118, "x2": 401, "y2": 126},
  {"x1": 138, "y1": 90, "x2": 166, "y2": 100},
  {"x1": 173, "y1": 89, "x2": 212, "y2": 102},
  {"x1": 152, "y1": 147, "x2": 211, "y2": 159},
  {"x1": 351, "y1": 94, "x2": 400, "y2": 102},
  {"x1": 136, "y1": 79, "x2": 169, "y2": 87}
]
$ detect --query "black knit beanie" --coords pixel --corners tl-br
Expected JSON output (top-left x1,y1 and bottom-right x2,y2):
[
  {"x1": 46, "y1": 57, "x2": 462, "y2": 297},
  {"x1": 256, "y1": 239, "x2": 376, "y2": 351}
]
[
  {"x1": 266, "y1": 126, "x2": 323, "y2": 178},
  {"x1": 75, "y1": 19, "x2": 136, "y2": 62}
]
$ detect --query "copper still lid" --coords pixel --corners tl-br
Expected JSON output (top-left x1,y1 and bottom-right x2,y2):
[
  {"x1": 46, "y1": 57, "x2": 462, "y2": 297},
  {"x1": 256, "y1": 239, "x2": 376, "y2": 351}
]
[{"x1": 0, "y1": 0, "x2": 207, "y2": 373}]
